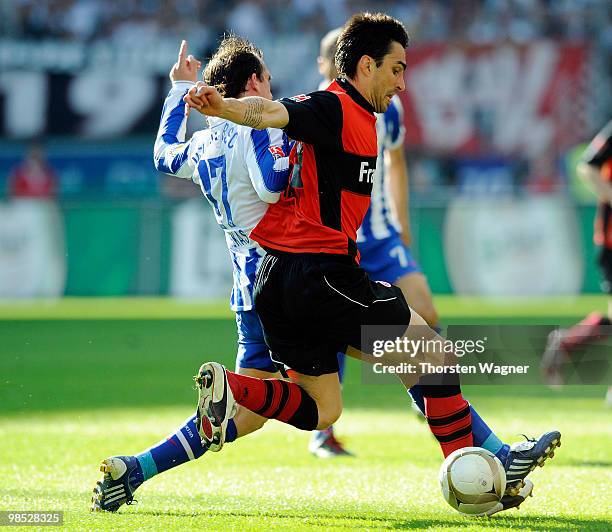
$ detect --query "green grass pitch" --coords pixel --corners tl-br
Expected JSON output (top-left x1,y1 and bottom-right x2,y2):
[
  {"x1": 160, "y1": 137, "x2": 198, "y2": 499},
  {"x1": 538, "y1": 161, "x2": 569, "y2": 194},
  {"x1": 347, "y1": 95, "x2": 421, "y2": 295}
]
[{"x1": 0, "y1": 296, "x2": 610, "y2": 530}]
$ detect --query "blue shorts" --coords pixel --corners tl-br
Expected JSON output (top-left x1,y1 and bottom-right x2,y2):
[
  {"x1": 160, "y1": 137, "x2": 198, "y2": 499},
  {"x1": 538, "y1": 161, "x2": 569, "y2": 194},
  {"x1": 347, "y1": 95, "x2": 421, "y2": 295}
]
[
  {"x1": 235, "y1": 309, "x2": 277, "y2": 373},
  {"x1": 358, "y1": 234, "x2": 421, "y2": 284}
]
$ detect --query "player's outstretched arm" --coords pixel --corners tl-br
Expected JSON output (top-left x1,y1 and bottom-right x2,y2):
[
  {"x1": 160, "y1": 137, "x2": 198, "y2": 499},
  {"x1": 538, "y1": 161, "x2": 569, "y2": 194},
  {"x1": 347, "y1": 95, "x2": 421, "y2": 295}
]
[{"x1": 184, "y1": 82, "x2": 289, "y2": 130}]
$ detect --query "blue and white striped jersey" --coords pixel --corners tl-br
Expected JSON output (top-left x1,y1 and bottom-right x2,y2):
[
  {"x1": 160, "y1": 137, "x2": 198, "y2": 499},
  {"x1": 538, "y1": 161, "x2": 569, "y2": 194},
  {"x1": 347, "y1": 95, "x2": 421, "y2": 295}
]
[
  {"x1": 357, "y1": 96, "x2": 405, "y2": 242},
  {"x1": 154, "y1": 81, "x2": 291, "y2": 311}
]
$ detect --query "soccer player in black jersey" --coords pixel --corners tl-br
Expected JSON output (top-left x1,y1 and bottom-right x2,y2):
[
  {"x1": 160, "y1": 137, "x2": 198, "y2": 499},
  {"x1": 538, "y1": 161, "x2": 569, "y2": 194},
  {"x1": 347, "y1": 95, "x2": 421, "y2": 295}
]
[{"x1": 185, "y1": 12, "x2": 561, "y2": 510}]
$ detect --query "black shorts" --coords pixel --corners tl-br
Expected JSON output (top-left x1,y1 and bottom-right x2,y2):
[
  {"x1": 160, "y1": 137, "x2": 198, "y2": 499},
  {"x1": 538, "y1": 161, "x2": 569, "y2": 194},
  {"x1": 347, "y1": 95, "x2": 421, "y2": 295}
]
[
  {"x1": 599, "y1": 247, "x2": 612, "y2": 294},
  {"x1": 253, "y1": 251, "x2": 412, "y2": 376}
]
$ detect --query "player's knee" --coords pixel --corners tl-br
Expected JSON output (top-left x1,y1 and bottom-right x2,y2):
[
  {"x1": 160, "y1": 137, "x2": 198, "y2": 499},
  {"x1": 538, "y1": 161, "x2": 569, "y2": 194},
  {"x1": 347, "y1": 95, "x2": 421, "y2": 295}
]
[{"x1": 315, "y1": 402, "x2": 342, "y2": 430}]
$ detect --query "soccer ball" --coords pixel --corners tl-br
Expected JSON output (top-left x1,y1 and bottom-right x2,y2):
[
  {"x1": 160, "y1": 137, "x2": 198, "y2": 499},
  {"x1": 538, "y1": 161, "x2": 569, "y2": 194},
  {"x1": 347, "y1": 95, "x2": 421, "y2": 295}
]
[{"x1": 439, "y1": 447, "x2": 506, "y2": 516}]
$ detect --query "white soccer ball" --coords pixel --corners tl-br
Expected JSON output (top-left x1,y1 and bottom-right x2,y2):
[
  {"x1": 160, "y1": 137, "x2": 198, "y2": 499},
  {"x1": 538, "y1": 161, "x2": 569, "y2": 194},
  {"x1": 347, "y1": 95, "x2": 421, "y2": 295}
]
[{"x1": 439, "y1": 447, "x2": 506, "y2": 516}]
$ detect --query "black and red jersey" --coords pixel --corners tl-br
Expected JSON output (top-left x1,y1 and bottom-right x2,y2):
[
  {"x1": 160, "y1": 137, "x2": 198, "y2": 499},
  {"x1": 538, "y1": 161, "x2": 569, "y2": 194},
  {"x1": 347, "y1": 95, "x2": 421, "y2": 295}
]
[
  {"x1": 582, "y1": 119, "x2": 612, "y2": 249},
  {"x1": 250, "y1": 78, "x2": 378, "y2": 261}
]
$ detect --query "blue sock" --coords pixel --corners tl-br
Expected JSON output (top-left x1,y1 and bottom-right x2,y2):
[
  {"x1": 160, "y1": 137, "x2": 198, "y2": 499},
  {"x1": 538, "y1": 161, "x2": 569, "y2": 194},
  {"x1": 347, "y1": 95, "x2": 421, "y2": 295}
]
[
  {"x1": 409, "y1": 384, "x2": 426, "y2": 414},
  {"x1": 226, "y1": 418, "x2": 238, "y2": 443},
  {"x1": 471, "y1": 407, "x2": 510, "y2": 463},
  {"x1": 136, "y1": 415, "x2": 238, "y2": 481},
  {"x1": 337, "y1": 352, "x2": 346, "y2": 383},
  {"x1": 408, "y1": 385, "x2": 509, "y2": 462}
]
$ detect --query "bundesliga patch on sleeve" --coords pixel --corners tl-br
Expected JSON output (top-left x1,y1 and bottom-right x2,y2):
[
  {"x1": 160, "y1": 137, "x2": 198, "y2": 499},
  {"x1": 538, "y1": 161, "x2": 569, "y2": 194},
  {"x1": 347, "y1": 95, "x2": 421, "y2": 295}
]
[
  {"x1": 268, "y1": 146, "x2": 285, "y2": 159},
  {"x1": 288, "y1": 94, "x2": 311, "y2": 102}
]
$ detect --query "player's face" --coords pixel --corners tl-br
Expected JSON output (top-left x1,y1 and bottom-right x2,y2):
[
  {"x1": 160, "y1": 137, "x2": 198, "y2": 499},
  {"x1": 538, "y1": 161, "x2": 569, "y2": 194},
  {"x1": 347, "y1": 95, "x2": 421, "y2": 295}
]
[{"x1": 371, "y1": 41, "x2": 406, "y2": 113}]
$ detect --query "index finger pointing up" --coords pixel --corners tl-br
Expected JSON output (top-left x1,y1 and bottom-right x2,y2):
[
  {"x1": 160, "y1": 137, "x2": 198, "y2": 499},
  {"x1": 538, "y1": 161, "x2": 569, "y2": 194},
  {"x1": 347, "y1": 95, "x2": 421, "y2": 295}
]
[{"x1": 178, "y1": 40, "x2": 188, "y2": 64}]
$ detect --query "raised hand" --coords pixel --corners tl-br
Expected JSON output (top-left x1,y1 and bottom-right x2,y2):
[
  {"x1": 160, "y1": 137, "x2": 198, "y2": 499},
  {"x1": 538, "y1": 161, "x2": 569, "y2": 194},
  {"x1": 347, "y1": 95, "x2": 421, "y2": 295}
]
[{"x1": 170, "y1": 40, "x2": 201, "y2": 84}]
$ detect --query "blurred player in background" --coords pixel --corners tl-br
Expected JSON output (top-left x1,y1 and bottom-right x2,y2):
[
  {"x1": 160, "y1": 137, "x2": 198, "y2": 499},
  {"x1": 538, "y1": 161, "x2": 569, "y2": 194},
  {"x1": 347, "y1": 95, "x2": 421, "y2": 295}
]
[
  {"x1": 309, "y1": 27, "x2": 442, "y2": 458},
  {"x1": 92, "y1": 36, "x2": 294, "y2": 512},
  {"x1": 7, "y1": 143, "x2": 57, "y2": 198},
  {"x1": 542, "y1": 119, "x2": 612, "y2": 404}
]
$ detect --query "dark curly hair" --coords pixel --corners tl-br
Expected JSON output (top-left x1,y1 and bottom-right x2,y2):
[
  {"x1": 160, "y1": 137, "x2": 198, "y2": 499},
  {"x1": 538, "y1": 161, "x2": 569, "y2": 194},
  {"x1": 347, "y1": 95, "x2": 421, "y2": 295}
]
[
  {"x1": 203, "y1": 35, "x2": 264, "y2": 98},
  {"x1": 335, "y1": 13, "x2": 409, "y2": 79}
]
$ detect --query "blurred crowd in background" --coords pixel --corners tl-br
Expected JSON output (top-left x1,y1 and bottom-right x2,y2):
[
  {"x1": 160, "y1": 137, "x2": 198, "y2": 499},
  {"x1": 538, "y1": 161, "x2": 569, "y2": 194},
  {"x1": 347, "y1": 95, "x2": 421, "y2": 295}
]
[
  {"x1": 4, "y1": 0, "x2": 612, "y2": 47},
  {"x1": 0, "y1": 1, "x2": 610, "y2": 297},
  {"x1": 1, "y1": 0, "x2": 610, "y2": 196}
]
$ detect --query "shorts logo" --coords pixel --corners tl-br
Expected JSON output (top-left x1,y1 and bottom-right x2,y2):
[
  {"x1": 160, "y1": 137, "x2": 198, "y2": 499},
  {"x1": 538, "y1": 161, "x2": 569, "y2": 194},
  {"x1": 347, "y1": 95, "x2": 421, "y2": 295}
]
[
  {"x1": 375, "y1": 280, "x2": 391, "y2": 287},
  {"x1": 268, "y1": 145, "x2": 285, "y2": 158},
  {"x1": 289, "y1": 94, "x2": 310, "y2": 102}
]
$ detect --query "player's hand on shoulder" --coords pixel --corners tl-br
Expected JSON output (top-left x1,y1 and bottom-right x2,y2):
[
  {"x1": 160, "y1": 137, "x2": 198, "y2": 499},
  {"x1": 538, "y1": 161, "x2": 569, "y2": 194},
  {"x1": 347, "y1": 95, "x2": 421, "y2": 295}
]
[{"x1": 170, "y1": 40, "x2": 201, "y2": 84}]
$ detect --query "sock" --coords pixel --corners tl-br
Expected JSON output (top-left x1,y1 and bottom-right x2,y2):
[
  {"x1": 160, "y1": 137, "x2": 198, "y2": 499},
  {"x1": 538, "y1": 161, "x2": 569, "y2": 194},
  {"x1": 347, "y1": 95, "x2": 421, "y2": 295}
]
[
  {"x1": 408, "y1": 385, "x2": 509, "y2": 462},
  {"x1": 312, "y1": 424, "x2": 335, "y2": 441},
  {"x1": 337, "y1": 352, "x2": 346, "y2": 383},
  {"x1": 421, "y1": 383, "x2": 473, "y2": 457},
  {"x1": 226, "y1": 371, "x2": 318, "y2": 430},
  {"x1": 560, "y1": 312, "x2": 611, "y2": 351},
  {"x1": 312, "y1": 425, "x2": 334, "y2": 441},
  {"x1": 135, "y1": 415, "x2": 238, "y2": 481},
  {"x1": 408, "y1": 384, "x2": 426, "y2": 413},
  {"x1": 470, "y1": 407, "x2": 509, "y2": 462},
  {"x1": 226, "y1": 417, "x2": 238, "y2": 443}
]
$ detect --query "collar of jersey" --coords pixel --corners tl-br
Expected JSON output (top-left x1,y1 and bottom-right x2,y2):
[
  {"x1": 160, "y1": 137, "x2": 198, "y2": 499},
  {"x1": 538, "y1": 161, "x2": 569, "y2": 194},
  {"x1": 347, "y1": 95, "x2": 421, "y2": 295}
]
[{"x1": 334, "y1": 77, "x2": 375, "y2": 115}]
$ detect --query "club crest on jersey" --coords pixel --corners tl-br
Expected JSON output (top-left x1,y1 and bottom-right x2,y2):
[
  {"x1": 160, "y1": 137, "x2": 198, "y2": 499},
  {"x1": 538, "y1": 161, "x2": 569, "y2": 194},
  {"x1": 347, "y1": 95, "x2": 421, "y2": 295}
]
[
  {"x1": 289, "y1": 94, "x2": 311, "y2": 102},
  {"x1": 268, "y1": 145, "x2": 285, "y2": 159}
]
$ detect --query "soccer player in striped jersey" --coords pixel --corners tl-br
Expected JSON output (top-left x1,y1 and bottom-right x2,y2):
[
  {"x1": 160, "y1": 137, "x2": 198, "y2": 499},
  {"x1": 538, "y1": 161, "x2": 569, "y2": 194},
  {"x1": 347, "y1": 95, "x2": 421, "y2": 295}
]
[
  {"x1": 309, "y1": 29, "x2": 439, "y2": 458},
  {"x1": 92, "y1": 36, "x2": 293, "y2": 512}
]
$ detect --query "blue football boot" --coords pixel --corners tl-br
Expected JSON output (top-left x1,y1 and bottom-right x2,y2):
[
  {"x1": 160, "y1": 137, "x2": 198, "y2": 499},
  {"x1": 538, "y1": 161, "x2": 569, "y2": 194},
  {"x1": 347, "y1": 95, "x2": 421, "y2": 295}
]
[
  {"x1": 91, "y1": 456, "x2": 144, "y2": 512},
  {"x1": 504, "y1": 431, "x2": 561, "y2": 496}
]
